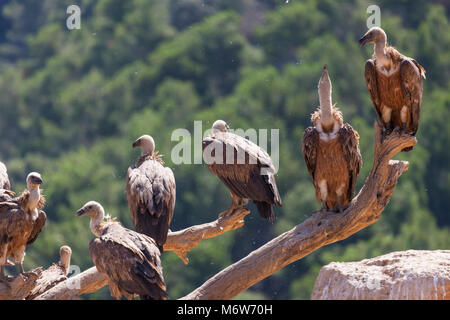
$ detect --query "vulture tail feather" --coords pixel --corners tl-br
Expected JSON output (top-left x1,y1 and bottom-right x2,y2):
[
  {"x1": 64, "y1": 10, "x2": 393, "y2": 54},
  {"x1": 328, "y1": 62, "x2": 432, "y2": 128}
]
[{"x1": 253, "y1": 201, "x2": 274, "y2": 222}]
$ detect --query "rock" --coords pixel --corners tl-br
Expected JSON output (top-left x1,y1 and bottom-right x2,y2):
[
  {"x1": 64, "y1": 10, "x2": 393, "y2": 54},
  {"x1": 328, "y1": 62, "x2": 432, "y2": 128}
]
[{"x1": 311, "y1": 250, "x2": 450, "y2": 300}]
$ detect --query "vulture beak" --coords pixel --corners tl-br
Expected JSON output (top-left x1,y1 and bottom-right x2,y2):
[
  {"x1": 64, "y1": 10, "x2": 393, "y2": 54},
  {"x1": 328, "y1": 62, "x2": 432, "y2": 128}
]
[
  {"x1": 132, "y1": 139, "x2": 140, "y2": 148},
  {"x1": 359, "y1": 34, "x2": 370, "y2": 47},
  {"x1": 76, "y1": 208, "x2": 85, "y2": 216},
  {"x1": 33, "y1": 176, "x2": 43, "y2": 185}
]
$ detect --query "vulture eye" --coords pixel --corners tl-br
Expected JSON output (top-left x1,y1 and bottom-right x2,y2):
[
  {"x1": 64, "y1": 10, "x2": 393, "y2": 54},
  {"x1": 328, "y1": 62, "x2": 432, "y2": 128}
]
[{"x1": 88, "y1": 206, "x2": 92, "y2": 209}]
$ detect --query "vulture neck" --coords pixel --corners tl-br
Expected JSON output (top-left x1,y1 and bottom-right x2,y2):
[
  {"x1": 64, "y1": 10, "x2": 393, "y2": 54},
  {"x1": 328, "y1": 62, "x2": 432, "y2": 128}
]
[
  {"x1": 374, "y1": 39, "x2": 390, "y2": 67},
  {"x1": 27, "y1": 185, "x2": 41, "y2": 215},
  {"x1": 318, "y1": 80, "x2": 334, "y2": 129},
  {"x1": 141, "y1": 150, "x2": 153, "y2": 157},
  {"x1": 90, "y1": 212, "x2": 105, "y2": 237}
]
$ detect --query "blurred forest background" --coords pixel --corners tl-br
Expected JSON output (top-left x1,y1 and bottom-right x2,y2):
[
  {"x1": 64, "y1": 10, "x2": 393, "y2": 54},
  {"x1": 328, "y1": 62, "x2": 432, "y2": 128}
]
[{"x1": 0, "y1": 0, "x2": 449, "y2": 299}]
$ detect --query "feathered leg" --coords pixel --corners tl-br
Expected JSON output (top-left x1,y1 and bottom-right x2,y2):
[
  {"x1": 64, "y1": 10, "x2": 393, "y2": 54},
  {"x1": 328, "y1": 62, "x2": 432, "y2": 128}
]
[
  {"x1": 220, "y1": 193, "x2": 243, "y2": 218},
  {"x1": 320, "y1": 201, "x2": 328, "y2": 213},
  {"x1": 335, "y1": 196, "x2": 344, "y2": 214}
]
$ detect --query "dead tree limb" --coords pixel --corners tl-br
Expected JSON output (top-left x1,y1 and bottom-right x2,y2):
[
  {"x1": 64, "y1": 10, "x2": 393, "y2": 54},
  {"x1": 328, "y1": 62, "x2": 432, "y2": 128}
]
[
  {"x1": 0, "y1": 268, "x2": 42, "y2": 300},
  {"x1": 181, "y1": 123, "x2": 416, "y2": 300},
  {"x1": 164, "y1": 207, "x2": 250, "y2": 264},
  {"x1": 34, "y1": 266, "x2": 107, "y2": 300},
  {"x1": 30, "y1": 208, "x2": 249, "y2": 299}
]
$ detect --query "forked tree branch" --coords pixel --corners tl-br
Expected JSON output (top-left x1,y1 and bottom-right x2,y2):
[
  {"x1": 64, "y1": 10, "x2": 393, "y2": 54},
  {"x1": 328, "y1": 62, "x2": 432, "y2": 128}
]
[{"x1": 180, "y1": 123, "x2": 416, "y2": 300}]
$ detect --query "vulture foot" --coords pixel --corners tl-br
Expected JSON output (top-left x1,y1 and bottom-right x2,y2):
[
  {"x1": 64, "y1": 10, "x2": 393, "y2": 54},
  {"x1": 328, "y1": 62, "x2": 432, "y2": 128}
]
[
  {"x1": 320, "y1": 202, "x2": 329, "y2": 214},
  {"x1": 219, "y1": 208, "x2": 233, "y2": 219},
  {"x1": 334, "y1": 204, "x2": 344, "y2": 214}
]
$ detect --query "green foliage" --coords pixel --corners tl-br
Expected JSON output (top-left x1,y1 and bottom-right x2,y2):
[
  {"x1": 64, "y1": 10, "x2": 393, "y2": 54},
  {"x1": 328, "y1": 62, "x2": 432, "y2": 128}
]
[{"x1": 0, "y1": 0, "x2": 448, "y2": 299}]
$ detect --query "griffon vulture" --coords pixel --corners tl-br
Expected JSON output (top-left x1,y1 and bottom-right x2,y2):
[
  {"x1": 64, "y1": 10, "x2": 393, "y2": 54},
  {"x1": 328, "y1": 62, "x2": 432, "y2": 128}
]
[
  {"x1": 77, "y1": 201, "x2": 167, "y2": 300},
  {"x1": 26, "y1": 246, "x2": 72, "y2": 300},
  {"x1": 302, "y1": 65, "x2": 362, "y2": 213},
  {"x1": 202, "y1": 120, "x2": 282, "y2": 221},
  {"x1": 126, "y1": 135, "x2": 176, "y2": 252},
  {"x1": 0, "y1": 172, "x2": 46, "y2": 277},
  {"x1": 359, "y1": 27, "x2": 426, "y2": 151}
]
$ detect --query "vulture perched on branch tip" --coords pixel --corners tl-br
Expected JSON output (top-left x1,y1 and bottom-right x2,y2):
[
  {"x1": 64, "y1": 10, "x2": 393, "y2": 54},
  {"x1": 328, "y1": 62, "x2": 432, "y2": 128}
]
[
  {"x1": 302, "y1": 65, "x2": 362, "y2": 213},
  {"x1": 359, "y1": 27, "x2": 426, "y2": 151},
  {"x1": 202, "y1": 120, "x2": 282, "y2": 221}
]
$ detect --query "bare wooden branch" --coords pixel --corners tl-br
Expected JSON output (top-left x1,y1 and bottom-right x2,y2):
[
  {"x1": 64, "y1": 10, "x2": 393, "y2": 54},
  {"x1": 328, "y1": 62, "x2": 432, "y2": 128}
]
[
  {"x1": 34, "y1": 266, "x2": 107, "y2": 300},
  {"x1": 164, "y1": 207, "x2": 250, "y2": 264},
  {"x1": 0, "y1": 268, "x2": 42, "y2": 300},
  {"x1": 181, "y1": 123, "x2": 416, "y2": 300},
  {"x1": 28, "y1": 207, "x2": 249, "y2": 299}
]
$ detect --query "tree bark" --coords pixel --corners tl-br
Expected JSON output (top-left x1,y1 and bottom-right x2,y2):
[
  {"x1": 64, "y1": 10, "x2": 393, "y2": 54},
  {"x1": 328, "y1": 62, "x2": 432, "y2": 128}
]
[
  {"x1": 164, "y1": 207, "x2": 250, "y2": 264},
  {"x1": 34, "y1": 266, "x2": 107, "y2": 300},
  {"x1": 181, "y1": 123, "x2": 416, "y2": 300},
  {"x1": 0, "y1": 268, "x2": 42, "y2": 300}
]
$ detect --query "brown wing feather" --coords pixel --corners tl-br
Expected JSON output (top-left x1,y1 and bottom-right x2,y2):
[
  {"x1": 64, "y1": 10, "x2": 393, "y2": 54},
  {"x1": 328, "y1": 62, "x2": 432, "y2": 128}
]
[
  {"x1": 89, "y1": 223, "x2": 167, "y2": 300},
  {"x1": 0, "y1": 202, "x2": 34, "y2": 264},
  {"x1": 400, "y1": 58, "x2": 424, "y2": 135},
  {"x1": 364, "y1": 59, "x2": 383, "y2": 126},
  {"x1": 27, "y1": 210, "x2": 46, "y2": 245},
  {"x1": 302, "y1": 126, "x2": 319, "y2": 183},
  {"x1": 338, "y1": 123, "x2": 362, "y2": 201},
  {"x1": 15, "y1": 189, "x2": 30, "y2": 211},
  {"x1": 126, "y1": 159, "x2": 175, "y2": 250}
]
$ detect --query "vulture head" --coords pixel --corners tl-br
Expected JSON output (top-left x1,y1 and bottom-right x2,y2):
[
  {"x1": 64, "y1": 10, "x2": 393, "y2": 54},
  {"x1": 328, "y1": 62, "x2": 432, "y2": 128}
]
[
  {"x1": 59, "y1": 245, "x2": 72, "y2": 273},
  {"x1": 76, "y1": 201, "x2": 105, "y2": 219},
  {"x1": 212, "y1": 120, "x2": 230, "y2": 133},
  {"x1": 133, "y1": 135, "x2": 155, "y2": 156},
  {"x1": 359, "y1": 27, "x2": 387, "y2": 47},
  {"x1": 318, "y1": 65, "x2": 332, "y2": 98},
  {"x1": 316, "y1": 65, "x2": 334, "y2": 128},
  {"x1": 26, "y1": 172, "x2": 43, "y2": 190}
]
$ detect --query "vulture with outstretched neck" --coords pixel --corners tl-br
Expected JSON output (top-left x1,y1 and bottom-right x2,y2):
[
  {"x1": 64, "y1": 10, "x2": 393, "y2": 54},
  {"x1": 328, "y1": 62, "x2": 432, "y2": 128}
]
[
  {"x1": 359, "y1": 27, "x2": 426, "y2": 151},
  {"x1": 126, "y1": 135, "x2": 176, "y2": 252},
  {"x1": 26, "y1": 246, "x2": 72, "y2": 300},
  {"x1": 77, "y1": 201, "x2": 167, "y2": 300},
  {"x1": 0, "y1": 172, "x2": 46, "y2": 278},
  {"x1": 202, "y1": 120, "x2": 282, "y2": 221},
  {"x1": 302, "y1": 65, "x2": 362, "y2": 212}
]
